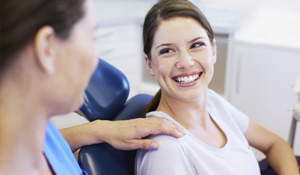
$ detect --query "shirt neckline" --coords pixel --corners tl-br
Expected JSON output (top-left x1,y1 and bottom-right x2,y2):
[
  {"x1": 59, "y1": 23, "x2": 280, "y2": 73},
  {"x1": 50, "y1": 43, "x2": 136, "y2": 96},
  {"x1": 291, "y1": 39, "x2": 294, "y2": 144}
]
[{"x1": 147, "y1": 108, "x2": 229, "y2": 152}]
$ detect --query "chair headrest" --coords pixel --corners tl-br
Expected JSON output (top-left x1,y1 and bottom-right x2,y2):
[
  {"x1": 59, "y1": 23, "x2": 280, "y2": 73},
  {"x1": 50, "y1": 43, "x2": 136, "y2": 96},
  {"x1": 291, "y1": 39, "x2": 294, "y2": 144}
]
[{"x1": 80, "y1": 58, "x2": 130, "y2": 121}]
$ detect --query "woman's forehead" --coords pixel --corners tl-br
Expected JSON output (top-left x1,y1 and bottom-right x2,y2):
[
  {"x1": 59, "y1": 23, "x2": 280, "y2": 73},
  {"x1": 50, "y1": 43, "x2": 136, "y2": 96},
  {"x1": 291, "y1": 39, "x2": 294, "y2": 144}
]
[{"x1": 153, "y1": 17, "x2": 208, "y2": 44}]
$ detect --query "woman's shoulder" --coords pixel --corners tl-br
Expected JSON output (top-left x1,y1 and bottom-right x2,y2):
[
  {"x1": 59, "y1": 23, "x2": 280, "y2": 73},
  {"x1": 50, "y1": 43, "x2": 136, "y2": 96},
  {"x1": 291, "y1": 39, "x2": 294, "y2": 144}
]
[
  {"x1": 136, "y1": 116, "x2": 193, "y2": 174},
  {"x1": 150, "y1": 133, "x2": 185, "y2": 150},
  {"x1": 136, "y1": 134, "x2": 192, "y2": 175},
  {"x1": 144, "y1": 111, "x2": 188, "y2": 151}
]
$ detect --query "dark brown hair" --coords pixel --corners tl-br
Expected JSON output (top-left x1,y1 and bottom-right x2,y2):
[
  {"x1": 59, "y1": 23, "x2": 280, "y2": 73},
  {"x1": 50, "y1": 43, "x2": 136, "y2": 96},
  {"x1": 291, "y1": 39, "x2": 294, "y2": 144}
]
[
  {"x1": 0, "y1": 0, "x2": 84, "y2": 72},
  {"x1": 142, "y1": 0, "x2": 214, "y2": 117}
]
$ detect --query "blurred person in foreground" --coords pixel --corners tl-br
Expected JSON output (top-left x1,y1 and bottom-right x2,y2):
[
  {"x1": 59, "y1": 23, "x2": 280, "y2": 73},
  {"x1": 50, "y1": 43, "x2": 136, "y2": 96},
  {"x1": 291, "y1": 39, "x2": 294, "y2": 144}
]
[{"x1": 0, "y1": 0, "x2": 186, "y2": 174}]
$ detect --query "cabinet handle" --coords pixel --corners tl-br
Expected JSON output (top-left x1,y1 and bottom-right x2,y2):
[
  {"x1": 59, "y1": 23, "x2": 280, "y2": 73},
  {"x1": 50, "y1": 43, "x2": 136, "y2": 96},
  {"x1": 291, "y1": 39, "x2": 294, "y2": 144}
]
[{"x1": 236, "y1": 56, "x2": 241, "y2": 95}]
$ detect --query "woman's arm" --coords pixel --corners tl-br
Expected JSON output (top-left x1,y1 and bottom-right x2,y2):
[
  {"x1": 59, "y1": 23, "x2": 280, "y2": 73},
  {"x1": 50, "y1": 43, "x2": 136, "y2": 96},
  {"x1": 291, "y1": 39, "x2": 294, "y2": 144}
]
[
  {"x1": 244, "y1": 119, "x2": 299, "y2": 175},
  {"x1": 60, "y1": 117, "x2": 186, "y2": 152}
]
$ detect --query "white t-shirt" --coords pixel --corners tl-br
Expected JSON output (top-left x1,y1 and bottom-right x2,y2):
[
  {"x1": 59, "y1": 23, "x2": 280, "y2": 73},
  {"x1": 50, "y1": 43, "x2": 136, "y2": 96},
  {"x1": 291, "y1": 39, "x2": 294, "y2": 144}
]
[{"x1": 135, "y1": 89, "x2": 260, "y2": 175}]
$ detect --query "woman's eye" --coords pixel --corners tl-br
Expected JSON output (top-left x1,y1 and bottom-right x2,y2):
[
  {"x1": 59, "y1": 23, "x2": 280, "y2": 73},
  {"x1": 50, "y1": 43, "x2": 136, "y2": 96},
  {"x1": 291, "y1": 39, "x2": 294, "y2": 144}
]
[
  {"x1": 160, "y1": 49, "x2": 173, "y2": 55},
  {"x1": 191, "y1": 42, "x2": 205, "y2": 48}
]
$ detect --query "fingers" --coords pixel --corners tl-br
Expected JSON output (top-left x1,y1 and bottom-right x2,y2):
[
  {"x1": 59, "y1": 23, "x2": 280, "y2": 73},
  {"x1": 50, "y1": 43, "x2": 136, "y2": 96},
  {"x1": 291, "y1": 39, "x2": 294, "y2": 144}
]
[
  {"x1": 146, "y1": 117, "x2": 186, "y2": 138},
  {"x1": 129, "y1": 139, "x2": 159, "y2": 150},
  {"x1": 103, "y1": 117, "x2": 186, "y2": 151}
]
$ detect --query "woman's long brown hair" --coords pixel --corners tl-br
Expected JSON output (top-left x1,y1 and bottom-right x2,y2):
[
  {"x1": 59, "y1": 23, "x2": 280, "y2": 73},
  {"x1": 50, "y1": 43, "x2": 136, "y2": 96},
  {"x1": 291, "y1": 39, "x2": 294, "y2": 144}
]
[{"x1": 141, "y1": 0, "x2": 214, "y2": 118}]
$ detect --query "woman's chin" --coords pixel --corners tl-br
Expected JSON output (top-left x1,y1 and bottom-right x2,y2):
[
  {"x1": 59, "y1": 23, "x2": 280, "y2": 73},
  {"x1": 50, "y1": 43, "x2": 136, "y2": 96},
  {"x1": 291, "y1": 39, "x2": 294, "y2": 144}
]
[
  {"x1": 73, "y1": 95, "x2": 84, "y2": 111},
  {"x1": 59, "y1": 95, "x2": 84, "y2": 115}
]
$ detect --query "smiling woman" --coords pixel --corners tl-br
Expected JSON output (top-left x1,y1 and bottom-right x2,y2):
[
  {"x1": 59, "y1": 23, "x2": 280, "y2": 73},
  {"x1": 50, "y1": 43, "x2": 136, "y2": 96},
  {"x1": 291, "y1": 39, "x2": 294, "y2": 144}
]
[
  {"x1": 141, "y1": 0, "x2": 215, "y2": 115},
  {"x1": 146, "y1": 17, "x2": 216, "y2": 102},
  {"x1": 136, "y1": 0, "x2": 299, "y2": 175}
]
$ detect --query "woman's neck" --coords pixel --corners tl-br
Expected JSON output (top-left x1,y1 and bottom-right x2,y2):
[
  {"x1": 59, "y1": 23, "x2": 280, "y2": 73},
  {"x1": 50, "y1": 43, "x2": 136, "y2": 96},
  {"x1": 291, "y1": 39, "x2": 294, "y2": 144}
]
[
  {"x1": 0, "y1": 74, "x2": 51, "y2": 174},
  {"x1": 156, "y1": 89, "x2": 209, "y2": 130}
]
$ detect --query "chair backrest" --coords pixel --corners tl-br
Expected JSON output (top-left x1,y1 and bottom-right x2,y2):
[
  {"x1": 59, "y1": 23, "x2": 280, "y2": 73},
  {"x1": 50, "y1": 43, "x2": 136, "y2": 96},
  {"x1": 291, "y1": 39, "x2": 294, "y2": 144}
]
[
  {"x1": 80, "y1": 58, "x2": 130, "y2": 121},
  {"x1": 78, "y1": 58, "x2": 152, "y2": 175}
]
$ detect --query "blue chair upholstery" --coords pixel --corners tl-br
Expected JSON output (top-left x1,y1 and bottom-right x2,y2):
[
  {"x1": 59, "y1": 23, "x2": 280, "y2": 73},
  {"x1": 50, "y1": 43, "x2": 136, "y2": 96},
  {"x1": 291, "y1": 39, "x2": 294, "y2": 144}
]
[
  {"x1": 80, "y1": 59, "x2": 130, "y2": 121},
  {"x1": 78, "y1": 58, "x2": 152, "y2": 175}
]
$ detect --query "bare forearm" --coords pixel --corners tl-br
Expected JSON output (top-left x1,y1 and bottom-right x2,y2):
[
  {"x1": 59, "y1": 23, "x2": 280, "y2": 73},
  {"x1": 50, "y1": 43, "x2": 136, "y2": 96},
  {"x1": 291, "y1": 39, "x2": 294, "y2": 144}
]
[
  {"x1": 245, "y1": 120, "x2": 299, "y2": 174},
  {"x1": 59, "y1": 120, "x2": 105, "y2": 152},
  {"x1": 265, "y1": 139, "x2": 299, "y2": 175},
  {"x1": 60, "y1": 117, "x2": 185, "y2": 152}
]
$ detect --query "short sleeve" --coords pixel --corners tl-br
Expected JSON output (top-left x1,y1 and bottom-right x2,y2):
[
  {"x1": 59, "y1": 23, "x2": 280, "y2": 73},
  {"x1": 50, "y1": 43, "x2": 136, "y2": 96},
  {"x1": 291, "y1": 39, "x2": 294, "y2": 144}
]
[{"x1": 135, "y1": 134, "x2": 195, "y2": 175}]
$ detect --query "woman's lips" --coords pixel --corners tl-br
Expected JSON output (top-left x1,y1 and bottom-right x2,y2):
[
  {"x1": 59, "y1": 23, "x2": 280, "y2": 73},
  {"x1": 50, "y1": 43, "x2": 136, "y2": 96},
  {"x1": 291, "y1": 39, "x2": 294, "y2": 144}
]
[{"x1": 172, "y1": 72, "x2": 202, "y2": 84}]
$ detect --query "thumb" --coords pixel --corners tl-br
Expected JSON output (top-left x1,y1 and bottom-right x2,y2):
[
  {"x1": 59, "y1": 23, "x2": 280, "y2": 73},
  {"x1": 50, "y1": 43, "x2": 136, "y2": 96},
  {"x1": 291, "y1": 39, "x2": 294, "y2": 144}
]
[{"x1": 132, "y1": 139, "x2": 159, "y2": 150}]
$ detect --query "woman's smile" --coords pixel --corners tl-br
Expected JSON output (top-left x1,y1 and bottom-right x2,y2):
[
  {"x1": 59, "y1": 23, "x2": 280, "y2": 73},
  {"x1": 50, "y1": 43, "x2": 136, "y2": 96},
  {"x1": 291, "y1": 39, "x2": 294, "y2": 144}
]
[{"x1": 172, "y1": 72, "x2": 203, "y2": 86}]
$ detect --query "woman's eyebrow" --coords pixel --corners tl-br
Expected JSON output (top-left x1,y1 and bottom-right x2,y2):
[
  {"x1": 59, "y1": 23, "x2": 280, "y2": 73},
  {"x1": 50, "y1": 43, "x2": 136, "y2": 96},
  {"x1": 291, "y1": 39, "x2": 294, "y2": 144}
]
[
  {"x1": 155, "y1": 37, "x2": 206, "y2": 49},
  {"x1": 190, "y1": 37, "x2": 206, "y2": 43},
  {"x1": 156, "y1": 43, "x2": 173, "y2": 49}
]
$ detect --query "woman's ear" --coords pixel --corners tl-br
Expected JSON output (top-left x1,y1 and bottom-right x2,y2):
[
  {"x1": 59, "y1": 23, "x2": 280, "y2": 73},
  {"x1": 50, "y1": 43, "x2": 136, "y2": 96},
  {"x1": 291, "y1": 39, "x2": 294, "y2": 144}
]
[
  {"x1": 212, "y1": 39, "x2": 217, "y2": 64},
  {"x1": 144, "y1": 54, "x2": 155, "y2": 76},
  {"x1": 33, "y1": 26, "x2": 56, "y2": 75}
]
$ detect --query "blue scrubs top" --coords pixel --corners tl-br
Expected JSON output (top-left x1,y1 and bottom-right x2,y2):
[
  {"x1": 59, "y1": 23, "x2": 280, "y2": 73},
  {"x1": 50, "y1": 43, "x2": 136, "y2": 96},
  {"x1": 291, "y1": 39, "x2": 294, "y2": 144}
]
[{"x1": 43, "y1": 121, "x2": 88, "y2": 175}]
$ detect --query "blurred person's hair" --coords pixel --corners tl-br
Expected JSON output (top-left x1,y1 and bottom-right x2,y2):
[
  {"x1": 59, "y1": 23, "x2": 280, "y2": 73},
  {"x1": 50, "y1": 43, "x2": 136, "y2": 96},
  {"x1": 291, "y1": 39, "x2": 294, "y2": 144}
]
[{"x1": 0, "y1": 0, "x2": 84, "y2": 72}]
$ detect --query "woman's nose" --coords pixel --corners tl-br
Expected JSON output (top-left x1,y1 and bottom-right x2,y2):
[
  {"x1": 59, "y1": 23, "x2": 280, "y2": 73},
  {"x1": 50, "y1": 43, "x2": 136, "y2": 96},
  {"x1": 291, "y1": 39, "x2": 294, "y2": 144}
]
[{"x1": 176, "y1": 52, "x2": 195, "y2": 69}]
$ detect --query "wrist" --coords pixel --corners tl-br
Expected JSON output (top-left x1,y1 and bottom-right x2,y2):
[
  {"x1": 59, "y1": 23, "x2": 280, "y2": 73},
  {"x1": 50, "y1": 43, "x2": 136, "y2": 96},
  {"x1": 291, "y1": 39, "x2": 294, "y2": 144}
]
[{"x1": 89, "y1": 120, "x2": 109, "y2": 144}]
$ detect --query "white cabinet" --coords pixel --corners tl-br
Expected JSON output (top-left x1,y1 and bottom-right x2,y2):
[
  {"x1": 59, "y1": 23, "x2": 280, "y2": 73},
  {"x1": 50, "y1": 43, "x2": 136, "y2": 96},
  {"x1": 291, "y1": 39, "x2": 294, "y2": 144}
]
[
  {"x1": 227, "y1": 43, "x2": 300, "y2": 160},
  {"x1": 225, "y1": 9, "x2": 300, "y2": 160},
  {"x1": 228, "y1": 44, "x2": 300, "y2": 134},
  {"x1": 95, "y1": 23, "x2": 144, "y2": 98}
]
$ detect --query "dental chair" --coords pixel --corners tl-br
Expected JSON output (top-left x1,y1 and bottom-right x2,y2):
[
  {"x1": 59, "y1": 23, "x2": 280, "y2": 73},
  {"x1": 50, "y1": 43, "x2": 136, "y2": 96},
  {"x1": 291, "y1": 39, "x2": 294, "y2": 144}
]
[{"x1": 78, "y1": 58, "x2": 152, "y2": 175}]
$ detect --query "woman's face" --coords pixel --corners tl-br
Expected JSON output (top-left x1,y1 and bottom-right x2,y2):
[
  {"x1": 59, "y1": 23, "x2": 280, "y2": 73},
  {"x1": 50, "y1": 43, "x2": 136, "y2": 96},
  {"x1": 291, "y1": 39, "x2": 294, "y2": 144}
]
[
  {"x1": 146, "y1": 17, "x2": 216, "y2": 102},
  {"x1": 53, "y1": 0, "x2": 98, "y2": 112}
]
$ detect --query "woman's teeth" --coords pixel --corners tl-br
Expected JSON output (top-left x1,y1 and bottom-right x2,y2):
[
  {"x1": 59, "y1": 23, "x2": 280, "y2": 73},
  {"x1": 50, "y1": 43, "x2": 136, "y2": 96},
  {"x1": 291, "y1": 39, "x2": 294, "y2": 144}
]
[{"x1": 174, "y1": 74, "x2": 200, "y2": 84}]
